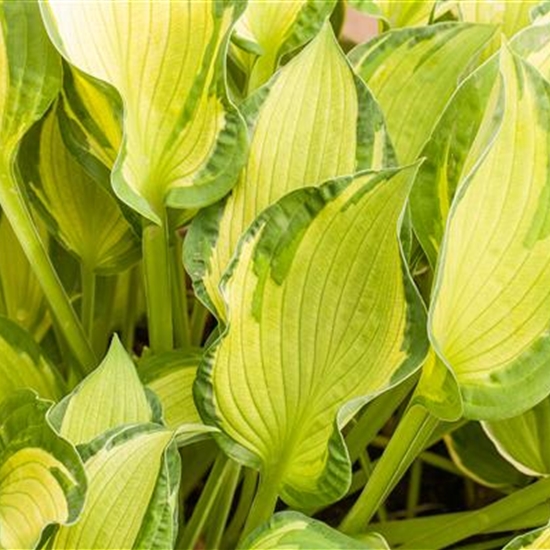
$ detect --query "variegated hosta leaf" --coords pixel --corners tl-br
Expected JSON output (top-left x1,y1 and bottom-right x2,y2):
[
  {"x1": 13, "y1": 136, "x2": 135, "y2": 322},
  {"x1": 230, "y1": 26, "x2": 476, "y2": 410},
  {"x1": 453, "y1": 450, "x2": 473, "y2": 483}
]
[
  {"x1": 22, "y1": 104, "x2": 140, "y2": 275},
  {"x1": 503, "y1": 521, "x2": 550, "y2": 550},
  {"x1": 409, "y1": 58, "x2": 500, "y2": 267},
  {"x1": 139, "y1": 349, "x2": 202, "y2": 429},
  {"x1": 0, "y1": 316, "x2": 64, "y2": 405},
  {"x1": 483, "y1": 397, "x2": 550, "y2": 477},
  {"x1": 185, "y1": 23, "x2": 394, "y2": 319},
  {"x1": 532, "y1": 2, "x2": 550, "y2": 25},
  {"x1": 350, "y1": 23, "x2": 495, "y2": 164},
  {"x1": 0, "y1": 215, "x2": 48, "y2": 336},
  {"x1": 445, "y1": 422, "x2": 530, "y2": 489},
  {"x1": 348, "y1": 0, "x2": 436, "y2": 28},
  {"x1": 512, "y1": 23, "x2": 550, "y2": 82},
  {"x1": 0, "y1": 1, "x2": 61, "y2": 162},
  {"x1": 429, "y1": 46, "x2": 550, "y2": 420},
  {"x1": 40, "y1": 0, "x2": 248, "y2": 224},
  {"x1": 60, "y1": 66, "x2": 122, "y2": 173},
  {"x1": 49, "y1": 425, "x2": 180, "y2": 550},
  {"x1": 233, "y1": 0, "x2": 336, "y2": 91},
  {"x1": 50, "y1": 336, "x2": 155, "y2": 446},
  {"x1": 242, "y1": 512, "x2": 390, "y2": 549},
  {"x1": 0, "y1": 391, "x2": 86, "y2": 550},
  {"x1": 197, "y1": 167, "x2": 428, "y2": 508}
]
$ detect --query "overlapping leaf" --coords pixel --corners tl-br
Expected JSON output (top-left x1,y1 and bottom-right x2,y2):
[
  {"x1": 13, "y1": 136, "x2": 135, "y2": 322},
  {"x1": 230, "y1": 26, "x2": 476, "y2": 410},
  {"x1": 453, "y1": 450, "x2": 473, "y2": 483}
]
[
  {"x1": 186, "y1": 24, "x2": 394, "y2": 318},
  {"x1": 50, "y1": 336, "x2": 154, "y2": 446},
  {"x1": 512, "y1": 23, "x2": 550, "y2": 82},
  {"x1": 0, "y1": 316, "x2": 64, "y2": 405},
  {"x1": 348, "y1": 0, "x2": 436, "y2": 28},
  {"x1": 48, "y1": 425, "x2": 180, "y2": 550},
  {"x1": 242, "y1": 512, "x2": 389, "y2": 549},
  {"x1": 197, "y1": 166, "x2": 428, "y2": 508},
  {"x1": 350, "y1": 23, "x2": 495, "y2": 164},
  {"x1": 21, "y1": 105, "x2": 140, "y2": 274},
  {"x1": 139, "y1": 349, "x2": 202, "y2": 429},
  {"x1": 445, "y1": 422, "x2": 530, "y2": 488},
  {"x1": 504, "y1": 521, "x2": 550, "y2": 550},
  {"x1": 484, "y1": 398, "x2": 550, "y2": 476},
  {"x1": 0, "y1": 391, "x2": 86, "y2": 549},
  {"x1": 232, "y1": 0, "x2": 336, "y2": 91},
  {"x1": 0, "y1": 215, "x2": 48, "y2": 336},
  {"x1": 429, "y1": 46, "x2": 550, "y2": 420},
  {"x1": 40, "y1": 0, "x2": 248, "y2": 224}
]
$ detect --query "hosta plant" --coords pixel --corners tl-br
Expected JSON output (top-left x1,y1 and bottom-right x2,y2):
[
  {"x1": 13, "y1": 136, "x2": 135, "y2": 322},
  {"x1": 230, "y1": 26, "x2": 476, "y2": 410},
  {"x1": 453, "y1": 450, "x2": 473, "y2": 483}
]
[{"x1": 4, "y1": 0, "x2": 550, "y2": 548}]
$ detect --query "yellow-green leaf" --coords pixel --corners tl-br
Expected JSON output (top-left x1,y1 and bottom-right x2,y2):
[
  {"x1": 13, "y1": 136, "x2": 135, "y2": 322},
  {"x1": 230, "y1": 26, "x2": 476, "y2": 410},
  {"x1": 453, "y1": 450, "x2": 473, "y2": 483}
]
[
  {"x1": 445, "y1": 422, "x2": 530, "y2": 489},
  {"x1": 50, "y1": 425, "x2": 180, "y2": 550},
  {"x1": 429, "y1": 46, "x2": 550, "y2": 420},
  {"x1": 0, "y1": 391, "x2": 86, "y2": 550},
  {"x1": 350, "y1": 23, "x2": 496, "y2": 164},
  {"x1": 50, "y1": 336, "x2": 153, "y2": 445},
  {"x1": 233, "y1": 0, "x2": 336, "y2": 91},
  {"x1": 0, "y1": 316, "x2": 64, "y2": 405},
  {"x1": 503, "y1": 521, "x2": 550, "y2": 550},
  {"x1": 186, "y1": 23, "x2": 394, "y2": 319},
  {"x1": 21, "y1": 104, "x2": 140, "y2": 274},
  {"x1": 512, "y1": 22, "x2": 550, "y2": 82},
  {"x1": 243, "y1": 512, "x2": 389, "y2": 549},
  {"x1": 197, "y1": 166, "x2": 428, "y2": 508},
  {"x1": 0, "y1": 215, "x2": 48, "y2": 337},
  {"x1": 349, "y1": 0, "x2": 436, "y2": 28},
  {"x1": 40, "y1": 0, "x2": 248, "y2": 224},
  {"x1": 139, "y1": 349, "x2": 202, "y2": 429},
  {"x1": 484, "y1": 397, "x2": 550, "y2": 476}
]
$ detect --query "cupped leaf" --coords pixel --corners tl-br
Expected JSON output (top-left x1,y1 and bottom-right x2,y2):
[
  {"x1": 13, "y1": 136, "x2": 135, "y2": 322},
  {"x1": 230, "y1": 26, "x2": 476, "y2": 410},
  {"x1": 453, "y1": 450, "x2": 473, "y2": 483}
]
[
  {"x1": 503, "y1": 521, "x2": 550, "y2": 550},
  {"x1": 458, "y1": 0, "x2": 532, "y2": 37},
  {"x1": 350, "y1": 23, "x2": 496, "y2": 164},
  {"x1": 50, "y1": 336, "x2": 154, "y2": 445},
  {"x1": 484, "y1": 397, "x2": 550, "y2": 477},
  {"x1": 242, "y1": 511, "x2": 389, "y2": 549},
  {"x1": 197, "y1": 166, "x2": 428, "y2": 508},
  {"x1": 0, "y1": 391, "x2": 86, "y2": 550},
  {"x1": 233, "y1": 0, "x2": 336, "y2": 91},
  {"x1": 185, "y1": 23, "x2": 394, "y2": 318},
  {"x1": 139, "y1": 349, "x2": 202, "y2": 428},
  {"x1": 0, "y1": 215, "x2": 48, "y2": 337},
  {"x1": 348, "y1": 0, "x2": 436, "y2": 28},
  {"x1": 48, "y1": 424, "x2": 180, "y2": 550},
  {"x1": 445, "y1": 422, "x2": 531, "y2": 489},
  {"x1": 0, "y1": 316, "x2": 64, "y2": 404},
  {"x1": 40, "y1": 0, "x2": 248, "y2": 224},
  {"x1": 429, "y1": 46, "x2": 550, "y2": 420},
  {"x1": 21, "y1": 105, "x2": 140, "y2": 274}
]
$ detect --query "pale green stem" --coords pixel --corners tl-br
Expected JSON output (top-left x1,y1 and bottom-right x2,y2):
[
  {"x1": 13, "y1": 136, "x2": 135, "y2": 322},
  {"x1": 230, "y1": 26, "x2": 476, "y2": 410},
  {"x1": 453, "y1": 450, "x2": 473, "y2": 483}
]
[
  {"x1": 177, "y1": 454, "x2": 231, "y2": 550},
  {"x1": 240, "y1": 468, "x2": 280, "y2": 542},
  {"x1": 80, "y1": 262, "x2": 96, "y2": 342},
  {"x1": 143, "y1": 222, "x2": 173, "y2": 353},
  {"x1": 223, "y1": 469, "x2": 258, "y2": 549},
  {"x1": 204, "y1": 462, "x2": 241, "y2": 549},
  {"x1": 402, "y1": 477, "x2": 550, "y2": 549},
  {"x1": 190, "y1": 299, "x2": 210, "y2": 346},
  {"x1": 340, "y1": 405, "x2": 439, "y2": 533},
  {"x1": 121, "y1": 265, "x2": 141, "y2": 352},
  {"x1": 0, "y1": 164, "x2": 95, "y2": 373},
  {"x1": 171, "y1": 236, "x2": 191, "y2": 348},
  {"x1": 346, "y1": 375, "x2": 417, "y2": 463},
  {"x1": 406, "y1": 460, "x2": 423, "y2": 519}
]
